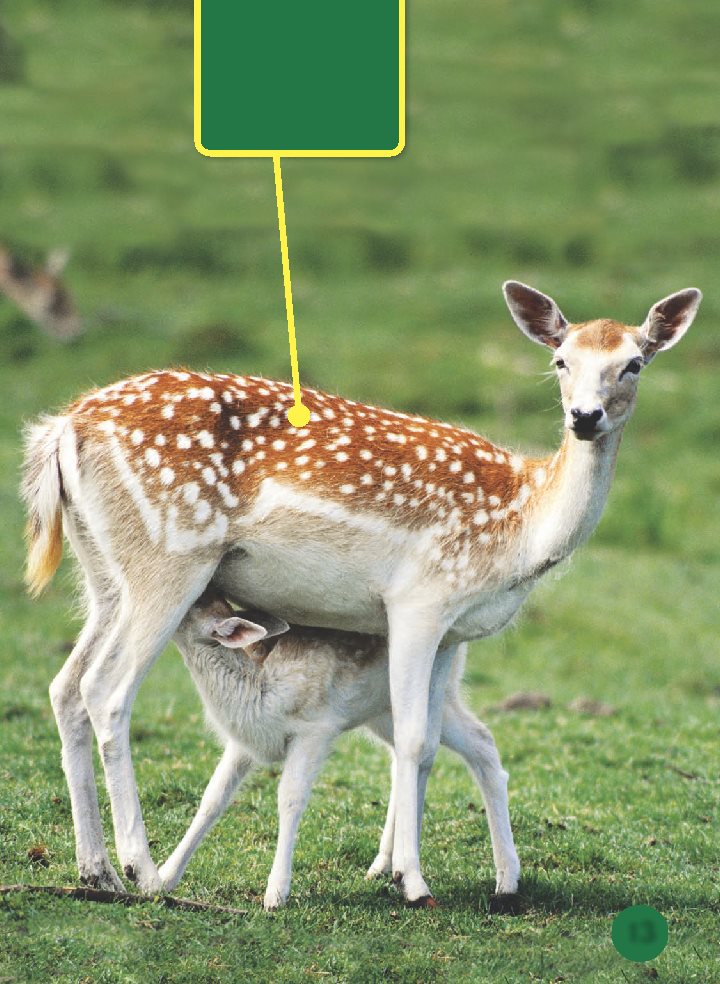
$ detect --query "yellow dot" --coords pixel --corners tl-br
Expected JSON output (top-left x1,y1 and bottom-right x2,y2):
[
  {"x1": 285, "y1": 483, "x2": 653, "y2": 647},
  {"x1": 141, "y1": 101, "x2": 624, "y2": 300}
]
[{"x1": 287, "y1": 403, "x2": 311, "y2": 427}]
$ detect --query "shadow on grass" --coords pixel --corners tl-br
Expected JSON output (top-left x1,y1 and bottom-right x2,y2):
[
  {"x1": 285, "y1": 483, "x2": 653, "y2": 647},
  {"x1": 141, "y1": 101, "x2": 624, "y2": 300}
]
[
  {"x1": 297, "y1": 859, "x2": 720, "y2": 917},
  {"x1": 433, "y1": 870, "x2": 717, "y2": 917}
]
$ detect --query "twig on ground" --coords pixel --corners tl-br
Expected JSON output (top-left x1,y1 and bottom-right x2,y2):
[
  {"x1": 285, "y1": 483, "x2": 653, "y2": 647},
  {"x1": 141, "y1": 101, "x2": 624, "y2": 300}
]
[{"x1": 0, "y1": 883, "x2": 248, "y2": 916}]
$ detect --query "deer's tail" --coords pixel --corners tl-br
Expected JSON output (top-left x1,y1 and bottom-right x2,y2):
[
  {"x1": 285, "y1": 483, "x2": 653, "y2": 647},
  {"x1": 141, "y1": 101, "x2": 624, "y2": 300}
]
[{"x1": 21, "y1": 416, "x2": 69, "y2": 596}]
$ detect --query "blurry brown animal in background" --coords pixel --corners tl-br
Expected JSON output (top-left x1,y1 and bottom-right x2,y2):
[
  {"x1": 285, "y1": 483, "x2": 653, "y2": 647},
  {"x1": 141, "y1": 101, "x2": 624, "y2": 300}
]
[{"x1": 0, "y1": 245, "x2": 82, "y2": 340}]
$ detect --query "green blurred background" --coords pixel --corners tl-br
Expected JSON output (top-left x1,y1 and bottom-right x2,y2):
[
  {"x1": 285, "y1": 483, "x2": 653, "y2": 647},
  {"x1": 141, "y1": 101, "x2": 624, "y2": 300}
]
[{"x1": 1, "y1": 1, "x2": 718, "y2": 981}]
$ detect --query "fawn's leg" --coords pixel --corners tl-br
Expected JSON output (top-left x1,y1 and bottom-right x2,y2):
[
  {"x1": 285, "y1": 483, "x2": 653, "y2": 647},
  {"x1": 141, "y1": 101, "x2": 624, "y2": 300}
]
[
  {"x1": 415, "y1": 642, "x2": 457, "y2": 846},
  {"x1": 159, "y1": 742, "x2": 254, "y2": 891},
  {"x1": 264, "y1": 732, "x2": 334, "y2": 910},
  {"x1": 364, "y1": 716, "x2": 396, "y2": 879}
]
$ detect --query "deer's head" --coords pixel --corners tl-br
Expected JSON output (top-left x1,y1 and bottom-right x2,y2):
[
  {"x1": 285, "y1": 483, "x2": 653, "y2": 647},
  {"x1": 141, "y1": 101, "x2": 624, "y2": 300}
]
[{"x1": 503, "y1": 281, "x2": 702, "y2": 441}]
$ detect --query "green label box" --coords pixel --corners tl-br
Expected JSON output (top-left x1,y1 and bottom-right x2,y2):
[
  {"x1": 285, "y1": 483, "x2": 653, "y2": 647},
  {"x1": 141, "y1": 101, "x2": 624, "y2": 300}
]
[{"x1": 195, "y1": 0, "x2": 405, "y2": 157}]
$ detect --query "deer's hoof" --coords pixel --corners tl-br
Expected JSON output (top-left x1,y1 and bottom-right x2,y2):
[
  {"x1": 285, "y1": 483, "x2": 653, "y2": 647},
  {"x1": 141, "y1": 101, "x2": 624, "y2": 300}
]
[
  {"x1": 488, "y1": 892, "x2": 521, "y2": 916},
  {"x1": 407, "y1": 894, "x2": 438, "y2": 909},
  {"x1": 79, "y1": 864, "x2": 125, "y2": 894}
]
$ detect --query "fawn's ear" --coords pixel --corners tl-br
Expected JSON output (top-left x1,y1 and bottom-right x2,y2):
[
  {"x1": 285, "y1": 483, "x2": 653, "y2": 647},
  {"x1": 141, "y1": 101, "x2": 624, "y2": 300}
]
[
  {"x1": 211, "y1": 609, "x2": 290, "y2": 648},
  {"x1": 640, "y1": 288, "x2": 702, "y2": 361},
  {"x1": 211, "y1": 616, "x2": 271, "y2": 649},
  {"x1": 502, "y1": 280, "x2": 569, "y2": 350},
  {"x1": 237, "y1": 608, "x2": 290, "y2": 640}
]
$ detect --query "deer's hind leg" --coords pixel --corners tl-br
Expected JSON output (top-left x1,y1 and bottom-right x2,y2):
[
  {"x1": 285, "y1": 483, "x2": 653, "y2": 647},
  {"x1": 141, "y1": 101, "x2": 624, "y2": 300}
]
[
  {"x1": 79, "y1": 555, "x2": 218, "y2": 893},
  {"x1": 48, "y1": 505, "x2": 129, "y2": 890}
]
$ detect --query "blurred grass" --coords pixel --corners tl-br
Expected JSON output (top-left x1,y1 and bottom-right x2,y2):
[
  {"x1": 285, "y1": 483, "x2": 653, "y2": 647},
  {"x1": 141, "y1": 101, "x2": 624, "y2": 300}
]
[{"x1": 1, "y1": 0, "x2": 719, "y2": 981}]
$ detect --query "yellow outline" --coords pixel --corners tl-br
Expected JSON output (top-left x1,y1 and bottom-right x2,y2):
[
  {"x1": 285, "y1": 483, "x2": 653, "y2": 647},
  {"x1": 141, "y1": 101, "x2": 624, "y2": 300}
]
[
  {"x1": 194, "y1": 0, "x2": 406, "y2": 158},
  {"x1": 272, "y1": 156, "x2": 309, "y2": 426}
]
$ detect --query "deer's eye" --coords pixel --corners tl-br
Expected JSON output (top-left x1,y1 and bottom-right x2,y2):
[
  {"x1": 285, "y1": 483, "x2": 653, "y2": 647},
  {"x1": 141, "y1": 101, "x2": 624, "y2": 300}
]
[
  {"x1": 554, "y1": 358, "x2": 568, "y2": 371},
  {"x1": 620, "y1": 358, "x2": 643, "y2": 379}
]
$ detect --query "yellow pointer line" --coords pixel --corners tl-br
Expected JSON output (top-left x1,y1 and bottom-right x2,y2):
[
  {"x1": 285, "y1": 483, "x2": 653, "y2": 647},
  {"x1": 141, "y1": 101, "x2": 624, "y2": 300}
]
[{"x1": 273, "y1": 155, "x2": 310, "y2": 427}]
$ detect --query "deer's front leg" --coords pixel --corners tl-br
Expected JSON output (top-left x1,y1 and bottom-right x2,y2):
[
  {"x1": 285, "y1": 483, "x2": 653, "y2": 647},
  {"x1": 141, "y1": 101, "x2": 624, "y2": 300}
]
[
  {"x1": 386, "y1": 601, "x2": 447, "y2": 905},
  {"x1": 159, "y1": 742, "x2": 253, "y2": 891},
  {"x1": 365, "y1": 643, "x2": 457, "y2": 884}
]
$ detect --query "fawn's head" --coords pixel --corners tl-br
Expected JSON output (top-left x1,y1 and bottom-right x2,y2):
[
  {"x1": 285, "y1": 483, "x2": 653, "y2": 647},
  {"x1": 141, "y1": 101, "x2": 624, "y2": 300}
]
[
  {"x1": 503, "y1": 281, "x2": 702, "y2": 441},
  {"x1": 175, "y1": 589, "x2": 290, "y2": 653}
]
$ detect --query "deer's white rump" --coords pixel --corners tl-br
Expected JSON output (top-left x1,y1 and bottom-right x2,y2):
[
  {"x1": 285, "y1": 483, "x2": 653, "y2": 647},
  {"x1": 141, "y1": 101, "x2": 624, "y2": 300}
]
[{"x1": 22, "y1": 281, "x2": 701, "y2": 903}]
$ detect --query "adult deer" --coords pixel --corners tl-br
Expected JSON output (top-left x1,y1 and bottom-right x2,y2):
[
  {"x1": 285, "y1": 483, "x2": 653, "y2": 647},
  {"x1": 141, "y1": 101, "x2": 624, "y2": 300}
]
[{"x1": 22, "y1": 282, "x2": 701, "y2": 905}]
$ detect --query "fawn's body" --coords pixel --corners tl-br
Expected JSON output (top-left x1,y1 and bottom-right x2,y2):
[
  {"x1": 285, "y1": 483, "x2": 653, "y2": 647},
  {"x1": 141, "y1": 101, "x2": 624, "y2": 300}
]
[
  {"x1": 164, "y1": 593, "x2": 518, "y2": 909},
  {"x1": 22, "y1": 282, "x2": 701, "y2": 902}
]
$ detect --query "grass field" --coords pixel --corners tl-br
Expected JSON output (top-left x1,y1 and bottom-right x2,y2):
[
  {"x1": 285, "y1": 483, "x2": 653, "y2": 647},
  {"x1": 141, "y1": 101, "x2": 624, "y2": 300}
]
[{"x1": 1, "y1": 0, "x2": 719, "y2": 981}]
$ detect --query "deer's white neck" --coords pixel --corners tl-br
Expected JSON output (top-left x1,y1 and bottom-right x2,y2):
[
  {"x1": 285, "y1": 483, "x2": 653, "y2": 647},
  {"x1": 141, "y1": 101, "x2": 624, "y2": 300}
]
[{"x1": 522, "y1": 426, "x2": 624, "y2": 572}]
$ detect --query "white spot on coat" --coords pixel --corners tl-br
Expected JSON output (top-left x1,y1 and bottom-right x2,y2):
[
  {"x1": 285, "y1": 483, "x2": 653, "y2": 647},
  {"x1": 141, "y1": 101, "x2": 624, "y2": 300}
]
[
  {"x1": 217, "y1": 482, "x2": 240, "y2": 508},
  {"x1": 182, "y1": 482, "x2": 200, "y2": 504},
  {"x1": 194, "y1": 499, "x2": 212, "y2": 523}
]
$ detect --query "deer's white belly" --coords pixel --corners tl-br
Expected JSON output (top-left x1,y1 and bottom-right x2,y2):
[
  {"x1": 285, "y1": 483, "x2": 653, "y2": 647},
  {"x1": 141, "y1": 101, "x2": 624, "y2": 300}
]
[
  {"x1": 214, "y1": 479, "x2": 426, "y2": 631},
  {"x1": 449, "y1": 582, "x2": 534, "y2": 641},
  {"x1": 214, "y1": 537, "x2": 390, "y2": 631},
  {"x1": 213, "y1": 479, "x2": 537, "y2": 639}
]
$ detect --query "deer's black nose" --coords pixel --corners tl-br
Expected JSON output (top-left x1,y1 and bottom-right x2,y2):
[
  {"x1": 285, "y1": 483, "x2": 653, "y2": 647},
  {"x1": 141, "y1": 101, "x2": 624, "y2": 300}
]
[{"x1": 571, "y1": 408, "x2": 603, "y2": 433}]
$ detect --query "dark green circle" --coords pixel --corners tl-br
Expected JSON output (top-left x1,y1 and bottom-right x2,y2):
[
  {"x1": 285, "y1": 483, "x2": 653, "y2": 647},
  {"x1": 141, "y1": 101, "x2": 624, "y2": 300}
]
[{"x1": 612, "y1": 905, "x2": 668, "y2": 962}]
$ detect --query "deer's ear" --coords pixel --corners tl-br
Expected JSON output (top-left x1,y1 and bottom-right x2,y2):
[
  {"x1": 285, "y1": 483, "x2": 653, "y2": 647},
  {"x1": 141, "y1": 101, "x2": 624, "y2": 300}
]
[
  {"x1": 502, "y1": 281, "x2": 569, "y2": 350},
  {"x1": 640, "y1": 288, "x2": 702, "y2": 361},
  {"x1": 211, "y1": 616, "x2": 270, "y2": 649}
]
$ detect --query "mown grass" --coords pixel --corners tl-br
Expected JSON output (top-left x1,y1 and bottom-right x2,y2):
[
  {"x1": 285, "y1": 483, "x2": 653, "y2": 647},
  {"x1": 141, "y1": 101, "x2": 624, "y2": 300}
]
[{"x1": 1, "y1": 0, "x2": 719, "y2": 981}]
